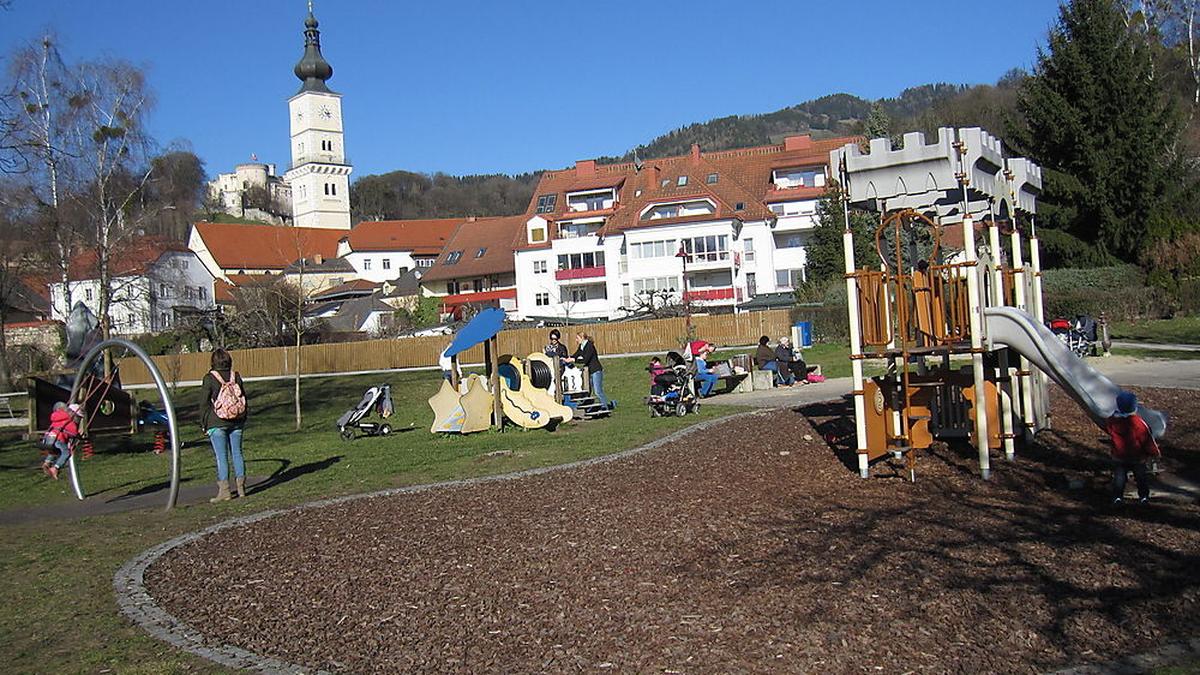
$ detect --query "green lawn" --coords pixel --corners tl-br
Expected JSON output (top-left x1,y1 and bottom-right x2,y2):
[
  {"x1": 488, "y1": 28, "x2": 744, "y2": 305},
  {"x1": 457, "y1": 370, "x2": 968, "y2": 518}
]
[
  {"x1": 0, "y1": 352, "x2": 742, "y2": 673},
  {"x1": 1111, "y1": 317, "x2": 1200, "y2": 345}
]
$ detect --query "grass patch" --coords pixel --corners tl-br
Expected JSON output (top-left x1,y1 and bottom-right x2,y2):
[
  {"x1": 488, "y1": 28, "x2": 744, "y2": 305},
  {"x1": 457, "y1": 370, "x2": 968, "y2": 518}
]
[
  {"x1": 0, "y1": 352, "x2": 755, "y2": 673},
  {"x1": 1111, "y1": 317, "x2": 1200, "y2": 345},
  {"x1": 1111, "y1": 348, "x2": 1200, "y2": 361}
]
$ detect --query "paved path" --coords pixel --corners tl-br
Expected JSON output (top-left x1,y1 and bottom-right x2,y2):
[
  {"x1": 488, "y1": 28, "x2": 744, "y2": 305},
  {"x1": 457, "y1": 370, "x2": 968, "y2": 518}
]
[
  {"x1": 0, "y1": 475, "x2": 271, "y2": 525},
  {"x1": 707, "y1": 356, "x2": 1200, "y2": 408},
  {"x1": 1111, "y1": 341, "x2": 1200, "y2": 352}
]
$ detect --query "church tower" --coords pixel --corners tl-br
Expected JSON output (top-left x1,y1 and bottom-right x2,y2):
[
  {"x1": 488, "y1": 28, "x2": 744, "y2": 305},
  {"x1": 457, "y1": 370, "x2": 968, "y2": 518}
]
[{"x1": 285, "y1": 4, "x2": 352, "y2": 230}]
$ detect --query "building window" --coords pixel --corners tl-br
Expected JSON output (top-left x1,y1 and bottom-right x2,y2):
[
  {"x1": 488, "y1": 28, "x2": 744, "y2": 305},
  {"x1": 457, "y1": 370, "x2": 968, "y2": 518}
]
[
  {"x1": 642, "y1": 200, "x2": 715, "y2": 221},
  {"x1": 567, "y1": 189, "x2": 614, "y2": 212},
  {"x1": 676, "y1": 176, "x2": 688, "y2": 186},
  {"x1": 556, "y1": 251, "x2": 605, "y2": 271},
  {"x1": 682, "y1": 235, "x2": 730, "y2": 262},
  {"x1": 535, "y1": 194, "x2": 557, "y2": 214},
  {"x1": 445, "y1": 251, "x2": 463, "y2": 265},
  {"x1": 775, "y1": 268, "x2": 806, "y2": 289},
  {"x1": 382, "y1": 258, "x2": 392, "y2": 270},
  {"x1": 185, "y1": 286, "x2": 196, "y2": 300},
  {"x1": 632, "y1": 277, "x2": 679, "y2": 294},
  {"x1": 743, "y1": 238, "x2": 755, "y2": 262},
  {"x1": 199, "y1": 287, "x2": 208, "y2": 301},
  {"x1": 559, "y1": 221, "x2": 601, "y2": 239},
  {"x1": 417, "y1": 258, "x2": 434, "y2": 268},
  {"x1": 475, "y1": 247, "x2": 487, "y2": 258},
  {"x1": 776, "y1": 232, "x2": 805, "y2": 249},
  {"x1": 85, "y1": 288, "x2": 94, "y2": 301},
  {"x1": 530, "y1": 227, "x2": 546, "y2": 243},
  {"x1": 364, "y1": 259, "x2": 373, "y2": 270},
  {"x1": 660, "y1": 178, "x2": 670, "y2": 188},
  {"x1": 629, "y1": 240, "x2": 676, "y2": 259},
  {"x1": 535, "y1": 292, "x2": 550, "y2": 306},
  {"x1": 772, "y1": 166, "x2": 826, "y2": 189},
  {"x1": 706, "y1": 173, "x2": 718, "y2": 184},
  {"x1": 533, "y1": 260, "x2": 547, "y2": 274},
  {"x1": 735, "y1": 202, "x2": 745, "y2": 211},
  {"x1": 158, "y1": 283, "x2": 169, "y2": 298},
  {"x1": 563, "y1": 286, "x2": 605, "y2": 303}
]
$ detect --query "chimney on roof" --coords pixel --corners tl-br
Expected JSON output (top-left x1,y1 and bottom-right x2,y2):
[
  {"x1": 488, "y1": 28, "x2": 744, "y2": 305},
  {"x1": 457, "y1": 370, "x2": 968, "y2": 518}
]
[
  {"x1": 313, "y1": 253, "x2": 323, "y2": 265},
  {"x1": 691, "y1": 143, "x2": 701, "y2": 164},
  {"x1": 783, "y1": 135, "x2": 813, "y2": 152},
  {"x1": 575, "y1": 159, "x2": 596, "y2": 177},
  {"x1": 649, "y1": 163, "x2": 660, "y2": 188}
]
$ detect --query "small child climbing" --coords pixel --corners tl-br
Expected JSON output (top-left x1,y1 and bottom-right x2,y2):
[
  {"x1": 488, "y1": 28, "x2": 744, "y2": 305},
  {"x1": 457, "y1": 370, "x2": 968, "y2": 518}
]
[
  {"x1": 1106, "y1": 390, "x2": 1161, "y2": 505},
  {"x1": 40, "y1": 402, "x2": 81, "y2": 480}
]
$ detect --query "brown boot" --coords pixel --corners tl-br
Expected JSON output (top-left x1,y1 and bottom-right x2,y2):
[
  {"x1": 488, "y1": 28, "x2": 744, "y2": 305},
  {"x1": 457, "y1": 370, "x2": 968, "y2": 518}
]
[
  {"x1": 235, "y1": 477, "x2": 246, "y2": 498},
  {"x1": 209, "y1": 480, "x2": 231, "y2": 503}
]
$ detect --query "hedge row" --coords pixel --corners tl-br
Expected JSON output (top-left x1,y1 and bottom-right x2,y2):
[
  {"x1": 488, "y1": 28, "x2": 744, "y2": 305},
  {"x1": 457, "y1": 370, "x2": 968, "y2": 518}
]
[{"x1": 1041, "y1": 265, "x2": 1144, "y2": 292}]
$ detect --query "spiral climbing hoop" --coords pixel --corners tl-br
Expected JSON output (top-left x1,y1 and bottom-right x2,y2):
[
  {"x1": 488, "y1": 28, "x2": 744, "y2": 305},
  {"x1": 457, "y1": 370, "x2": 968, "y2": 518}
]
[{"x1": 65, "y1": 339, "x2": 182, "y2": 511}]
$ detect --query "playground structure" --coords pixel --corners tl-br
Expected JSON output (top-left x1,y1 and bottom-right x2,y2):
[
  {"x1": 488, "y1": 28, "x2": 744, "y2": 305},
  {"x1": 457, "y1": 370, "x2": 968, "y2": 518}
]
[
  {"x1": 830, "y1": 127, "x2": 1166, "y2": 480},
  {"x1": 428, "y1": 308, "x2": 577, "y2": 433}
]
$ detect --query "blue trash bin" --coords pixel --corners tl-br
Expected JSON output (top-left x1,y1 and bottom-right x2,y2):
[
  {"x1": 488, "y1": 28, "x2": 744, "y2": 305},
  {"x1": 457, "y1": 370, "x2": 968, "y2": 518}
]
[{"x1": 795, "y1": 321, "x2": 813, "y2": 348}]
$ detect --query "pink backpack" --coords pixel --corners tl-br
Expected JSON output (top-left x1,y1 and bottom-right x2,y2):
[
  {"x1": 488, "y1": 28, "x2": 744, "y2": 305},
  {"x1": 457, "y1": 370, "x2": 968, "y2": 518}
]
[{"x1": 211, "y1": 370, "x2": 246, "y2": 420}]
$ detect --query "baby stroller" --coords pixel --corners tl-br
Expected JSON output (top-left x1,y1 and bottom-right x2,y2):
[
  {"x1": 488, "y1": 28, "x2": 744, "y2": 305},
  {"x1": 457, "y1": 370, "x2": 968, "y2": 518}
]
[
  {"x1": 336, "y1": 384, "x2": 394, "y2": 440},
  {"x1": 646, "y1": 351, "x2": 699, "y2": 417},
  {"x1": 1048, "y1": 315, "x2": 1095, "y2": 359}
]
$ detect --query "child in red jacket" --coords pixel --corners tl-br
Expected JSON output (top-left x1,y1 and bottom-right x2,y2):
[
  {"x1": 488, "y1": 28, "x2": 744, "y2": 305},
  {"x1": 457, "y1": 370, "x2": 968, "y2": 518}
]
[
  {"x1": 1107, "y1": 391, "x2": 1160, "y2": 505},
  {"x1": 41, "y1": 402, "x2": 81, "y2": 480}
]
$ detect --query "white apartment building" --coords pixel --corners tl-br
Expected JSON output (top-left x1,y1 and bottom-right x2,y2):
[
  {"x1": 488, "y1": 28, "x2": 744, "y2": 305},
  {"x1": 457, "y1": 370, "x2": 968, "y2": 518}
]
[
  {"x1": 512, "y1": 135, "x2": 857, "y2": 321},
  {"x1": 48, "y1": 239, "x2": 216, "y2": 335}
]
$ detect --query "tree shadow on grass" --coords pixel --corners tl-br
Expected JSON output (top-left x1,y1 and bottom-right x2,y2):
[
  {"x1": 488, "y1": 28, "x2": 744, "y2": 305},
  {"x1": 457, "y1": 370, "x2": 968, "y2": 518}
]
[{"x1": 246, "y1": 455, "x2": 344, "y2": 496}]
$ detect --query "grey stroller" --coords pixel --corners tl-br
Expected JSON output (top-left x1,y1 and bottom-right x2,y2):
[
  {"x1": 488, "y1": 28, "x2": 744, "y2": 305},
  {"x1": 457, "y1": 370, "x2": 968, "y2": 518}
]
[{"x1": 336, "y1": 384, "x2": 394, "y2": 440}]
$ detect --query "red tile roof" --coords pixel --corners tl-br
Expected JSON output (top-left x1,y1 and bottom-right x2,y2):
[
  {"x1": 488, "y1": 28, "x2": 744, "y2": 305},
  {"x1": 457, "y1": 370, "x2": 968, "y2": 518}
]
[
  {"x1": 193, "y1": 222, "x2": 345, "y2": 271},
  {"x1": 348, "y1": 219, "x2": 461, "y2": 255},
  {"x1": 420, "y1": 216, "x2": 526, "y2": 282},
  {"x1": 63, "y1": 236, "x2": 190, "y2": 281},
  {"x1": 517, "y1": 135, "x2": 862, "y2": 249},
  {"x1": 213, "y1": 279, "x2": 236, "y2": 305},
  {"x1": 312, "y1": 278, "x2": 380, "y2": 299}
]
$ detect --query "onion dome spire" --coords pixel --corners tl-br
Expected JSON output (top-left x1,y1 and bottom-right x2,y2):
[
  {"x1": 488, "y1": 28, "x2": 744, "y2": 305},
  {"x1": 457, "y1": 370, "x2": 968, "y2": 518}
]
[{"x1": 293, "y1": 2, "x2": 335, "y2": 94}]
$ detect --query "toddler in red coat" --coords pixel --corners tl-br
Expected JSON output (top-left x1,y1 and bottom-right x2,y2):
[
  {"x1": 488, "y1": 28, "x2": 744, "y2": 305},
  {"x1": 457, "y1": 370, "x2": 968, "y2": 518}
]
[
  {"x1": 41, "y1": 402, "x2": 81, "y2": 480},
  {"x1": 1106, "y1": 391, "x2": 1160, "y2": 505}
]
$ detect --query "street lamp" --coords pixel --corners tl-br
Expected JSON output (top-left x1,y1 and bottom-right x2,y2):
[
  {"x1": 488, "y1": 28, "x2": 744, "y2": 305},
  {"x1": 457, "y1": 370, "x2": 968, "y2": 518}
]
[{"x1": 676, "y1": 244, "x2": 692, "y2": 338}]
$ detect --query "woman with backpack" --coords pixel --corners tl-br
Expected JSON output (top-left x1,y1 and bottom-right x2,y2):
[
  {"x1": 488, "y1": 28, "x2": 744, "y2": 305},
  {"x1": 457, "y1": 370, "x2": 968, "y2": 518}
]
[{"x1": 201, "y1": 348, "x2": 248, "y2": 503}]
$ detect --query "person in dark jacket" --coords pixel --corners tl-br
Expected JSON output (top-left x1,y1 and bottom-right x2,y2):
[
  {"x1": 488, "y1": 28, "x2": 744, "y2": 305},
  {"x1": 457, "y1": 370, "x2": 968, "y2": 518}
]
[
  {"x1": 567, "y1": 331, "x2": 612, "y2": 409},
  {"x1": 1106, "y1": 390, "x2": 1160, "y2": 504},
  {"x1": 201, "y1": 348, "x2": 248, "y2": 503},
  {"x1": 775, "y1": 336, "x2": 808, "y2": 383},
  {"x1": 755, "y1": 335, "x2": 792, "y2": 386}
]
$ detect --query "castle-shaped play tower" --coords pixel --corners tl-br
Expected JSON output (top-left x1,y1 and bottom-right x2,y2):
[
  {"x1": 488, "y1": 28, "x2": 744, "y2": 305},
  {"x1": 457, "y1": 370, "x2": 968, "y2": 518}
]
[{"x1": 830, "y1": 128, "x2": 1165, "y2": 480}]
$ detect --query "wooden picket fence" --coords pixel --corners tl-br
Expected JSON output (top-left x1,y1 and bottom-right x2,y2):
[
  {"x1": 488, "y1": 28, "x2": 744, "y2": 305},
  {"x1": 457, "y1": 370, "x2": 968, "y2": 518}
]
[{"x1": 117, "y1": 309, "x2": 794, "y2": 386}]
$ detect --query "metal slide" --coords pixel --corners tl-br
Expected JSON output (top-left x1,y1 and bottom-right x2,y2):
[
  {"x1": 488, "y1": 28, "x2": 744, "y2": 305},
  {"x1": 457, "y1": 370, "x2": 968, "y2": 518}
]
[{"x1": 983, "y1": 306, "x2": 1167, "y2": 438}]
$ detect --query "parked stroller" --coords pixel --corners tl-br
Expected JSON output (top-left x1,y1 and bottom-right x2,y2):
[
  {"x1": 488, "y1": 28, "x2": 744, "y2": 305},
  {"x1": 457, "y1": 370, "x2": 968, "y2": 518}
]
[
  {"x1": 646, "y1": 351, "x2": 700, "y2": 417},
  {"x1": 336, "y1": 384, "x2": 394, "y2": 440},
  {"x1": 1048, "y1": 315, "x2": 1096, "y2": 359}
]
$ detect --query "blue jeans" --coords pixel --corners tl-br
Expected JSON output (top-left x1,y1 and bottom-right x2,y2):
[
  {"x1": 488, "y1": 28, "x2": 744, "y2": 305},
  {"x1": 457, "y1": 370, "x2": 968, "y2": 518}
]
[
  {"x1": 1112, "y1": 460, "x2": 1150, "y2": 500},
  {"x1": 208, "y1": 427, "x2": 245, "y2": 481},
  {"x1": 762, "y1": 361, "x2": 794, "y2": 386},
  {"x1": 696, "y1": 371, "x2": 718, "y2": 397},
  {"x1": 590, "y1": 370, "x2": 609, "y2": 407},
  {"x1": 49, "y1": 439, "x2": 71, "y2": 468}
]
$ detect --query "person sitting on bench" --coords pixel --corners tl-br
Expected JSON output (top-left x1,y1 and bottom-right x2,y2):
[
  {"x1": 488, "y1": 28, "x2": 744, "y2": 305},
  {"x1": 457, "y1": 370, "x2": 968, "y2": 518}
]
[
  {"x1": 694, "y1": 343, "x2": 720, "y2": 397},
  {"x1": 775, "y1": 336, "x2": 809, "y2": 383},
  {"x1": 755, "y1": 335, "x2": 793, "y2": 386}
]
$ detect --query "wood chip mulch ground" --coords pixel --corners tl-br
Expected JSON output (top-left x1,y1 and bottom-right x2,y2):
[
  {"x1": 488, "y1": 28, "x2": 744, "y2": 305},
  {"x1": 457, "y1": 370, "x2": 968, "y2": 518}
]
[{"x1": 145, "y1": 387, "x2": 1200, "y2": 674}]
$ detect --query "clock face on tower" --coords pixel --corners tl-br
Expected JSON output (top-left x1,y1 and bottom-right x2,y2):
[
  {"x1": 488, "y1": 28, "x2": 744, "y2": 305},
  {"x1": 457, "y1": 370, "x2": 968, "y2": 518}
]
[
  {"x1": 295, "y1": 110, "x2": 304, "y2": 121},
  {"x1": 319, "y1": 105, "x2": 333, "y2": 120}
]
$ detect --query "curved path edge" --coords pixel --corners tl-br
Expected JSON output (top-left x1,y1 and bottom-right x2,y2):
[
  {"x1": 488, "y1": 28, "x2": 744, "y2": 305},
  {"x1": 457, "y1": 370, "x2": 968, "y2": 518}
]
[{"x1": 114, "y1": 410, "x2": 765, "y2": 674}]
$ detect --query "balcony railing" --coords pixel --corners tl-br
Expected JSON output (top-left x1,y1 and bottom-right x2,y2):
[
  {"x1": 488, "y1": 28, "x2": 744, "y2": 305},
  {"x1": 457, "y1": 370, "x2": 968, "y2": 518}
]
[
  {"x1": 684, "y1": 287, "x2": 735, "y2": 302},
  {"x1": 555, "y1": 265, "x2": 606, "y2": 282}
]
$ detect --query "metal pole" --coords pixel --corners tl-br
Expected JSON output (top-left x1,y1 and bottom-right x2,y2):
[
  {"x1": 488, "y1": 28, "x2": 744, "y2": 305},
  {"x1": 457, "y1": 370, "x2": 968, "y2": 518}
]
[
  {"x1": 1028, "y1": 216, "x2": 1050, "y2": 429},
  {"x1": 66, "y1": 339, "x2": 181, "y2": 510},
  {"x1": 1010, "y1": 225, "x2": 1035, "y2": 437}
]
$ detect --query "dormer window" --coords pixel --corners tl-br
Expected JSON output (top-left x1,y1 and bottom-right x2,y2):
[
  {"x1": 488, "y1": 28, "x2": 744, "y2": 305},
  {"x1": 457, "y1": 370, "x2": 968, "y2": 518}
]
[
  {"x1": 772, "y1": 166, "x2": 826, "y2": 189},
  {"x1": 676, "y1": 176, "x2": 688, "y2": 186},
  {"x1": 475, "y1": 247, "x2": 487, "y2": 258},
  {"x1": 641, "y1": 199, "x2": 716, "y2": 221},
  {"x1": 445, "y1": 251, "x2": 463, "y2": 265},
  {"x1": 535, "y1": 194, "x2": 557, "y2": 214},
  {"x1": 660, "y1": 178, "x2": 670, "y2": 188},
  {"x1": 706, "y1": 173, "x2": 718, "y2": 184},
  {"x1": 566, "y1": 188, "x2": 616, "y2": 212}
]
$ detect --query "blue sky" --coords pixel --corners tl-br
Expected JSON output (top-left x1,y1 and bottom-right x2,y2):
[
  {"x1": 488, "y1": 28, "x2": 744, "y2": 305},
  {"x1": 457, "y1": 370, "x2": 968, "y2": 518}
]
[{"x1": 2, "y1": 1, "x2": 1062, "y2": 179}]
